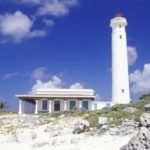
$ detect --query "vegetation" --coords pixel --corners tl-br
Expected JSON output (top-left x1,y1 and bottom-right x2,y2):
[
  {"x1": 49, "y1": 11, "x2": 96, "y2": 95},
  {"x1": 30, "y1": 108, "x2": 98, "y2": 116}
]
[
  {"x1": 38, "y1": 92, "x2": 150, "y2": 127},
  {"x1": 85, "y1": 92, "x2": 150, "y2": 127},
  {"x1": 127, "y1": 92, "x2": 150, "y2": 110},
  {"x1": 0, "y1": 101, "x2": 8, "y2": 111}
]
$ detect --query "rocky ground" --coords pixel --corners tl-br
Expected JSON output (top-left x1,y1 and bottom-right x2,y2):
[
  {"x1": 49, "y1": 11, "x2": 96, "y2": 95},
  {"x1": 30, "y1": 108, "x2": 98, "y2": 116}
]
[{"x1": 0, "y1": 111, "x2": 149, "y2": 150}]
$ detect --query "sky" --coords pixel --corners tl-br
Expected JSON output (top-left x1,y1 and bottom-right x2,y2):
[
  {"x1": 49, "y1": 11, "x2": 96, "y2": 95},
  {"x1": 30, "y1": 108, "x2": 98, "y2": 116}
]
[{"x1": 0, "y1": 0, "x2": 150, "y2": 111}]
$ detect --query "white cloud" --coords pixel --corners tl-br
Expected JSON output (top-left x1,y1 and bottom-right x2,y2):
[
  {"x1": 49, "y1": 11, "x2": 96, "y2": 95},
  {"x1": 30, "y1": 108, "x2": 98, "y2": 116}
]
[
  {"x1": 17, "y1": 0, "x2": 78, "y2": 17},
  {"x1": 31, "y1": 67, "x2": 50, "y2": 80},
  {"x1": 16, "y1": 0, "x2": 42, "y2": 4},
  {"x1": 43, "y1": 19, "x2": 55, "y2": 27},
  {"x1": 3, "y1": 73, "x2": 18, "y2": 80},
  {"x1": 127, "y1": 46, "x2": 138, "y2": 66},
  {"x1": 70, "y1": 82, "x2": 84, "y2": 89},
  {"x1": 0, "y1": 11, "x2": 46, "y2": 42},
  {"x1": 37, "y1": 1, "x2": 69, "y2": 16},
  {"x1": 31, "y1": 75, "x2": 62, "y2": 93},
  {"x1": 130, "y1": 63, "x2": 150, "y2": 94},
  {"x1": 12, "y1": 0, "x2": 78, "y2": 42},
  {"x1": 30, "y1": 74, "x2": 85, "y2": 93},
  {"x1": 29, "y1": 30, "x2": 46, "y2": 38}
]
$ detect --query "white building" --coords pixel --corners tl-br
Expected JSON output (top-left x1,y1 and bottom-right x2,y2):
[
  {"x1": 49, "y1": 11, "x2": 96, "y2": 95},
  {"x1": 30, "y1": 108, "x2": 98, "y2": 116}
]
[
  {"x1": 16, "y1": 12, "x2": 131, "y2": 114},
  {"x1": 16, "y1": 89, "x2": 96, "y2": 114},
  {"x1": 110, "y1": 12, "x2": 131, "y2": 104}
]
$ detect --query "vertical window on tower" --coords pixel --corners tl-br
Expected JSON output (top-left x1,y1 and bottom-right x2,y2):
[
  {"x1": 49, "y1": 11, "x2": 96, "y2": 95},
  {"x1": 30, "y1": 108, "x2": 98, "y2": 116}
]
[
  {"x1": 122, "y1": 89, "x2": 125, "y2": 93},
  {"x1": 119, "y1": 25, "x2": 121, "y2": 28},
  {"x1": 120, "y1": 35, "x2": 122, "y2": 39}
]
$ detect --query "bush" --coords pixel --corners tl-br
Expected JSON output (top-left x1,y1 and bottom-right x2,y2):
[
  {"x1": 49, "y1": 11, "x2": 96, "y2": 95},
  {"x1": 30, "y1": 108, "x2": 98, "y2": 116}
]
[
  {"x1": 84, "y1": 113, "x2": 99, "y2": 127},
  {"x1": 0, "y1": 101, "x2": 8, "y2": 111},
  {"x1": 111, "y1": 104, "x2": 127, "y2": 111}
]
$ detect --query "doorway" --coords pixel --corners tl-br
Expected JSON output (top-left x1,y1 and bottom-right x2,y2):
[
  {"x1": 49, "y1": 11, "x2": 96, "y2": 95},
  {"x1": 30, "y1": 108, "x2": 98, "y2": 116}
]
[
  {"x1": 70, "y1": 100, "x2": 76, "y2": 110},
  {"x1": 54, "y1": 101, "x2": 60, "y2": 111},
  {"x1": 82, "y1": 101, "x2": 89, "y2": 110}
]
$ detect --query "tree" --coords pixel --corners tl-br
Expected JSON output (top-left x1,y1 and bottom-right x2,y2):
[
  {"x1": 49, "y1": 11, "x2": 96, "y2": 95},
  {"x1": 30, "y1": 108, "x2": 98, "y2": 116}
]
[{"x1": 0, "y1": 101, "x2": 8, "y2": 111}]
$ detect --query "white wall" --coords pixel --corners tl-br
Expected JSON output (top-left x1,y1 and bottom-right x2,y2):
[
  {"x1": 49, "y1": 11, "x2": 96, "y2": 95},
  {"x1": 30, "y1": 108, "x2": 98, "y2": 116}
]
[
  {"x1": 110, "y1": 16, "x2": 130, "y2": 104},
  {"x1": 36, "y1": 99, "x2": 94, "y2": 113},
  {"x1": 91, "y1": 101, "x2": 114, "y2": 110}
]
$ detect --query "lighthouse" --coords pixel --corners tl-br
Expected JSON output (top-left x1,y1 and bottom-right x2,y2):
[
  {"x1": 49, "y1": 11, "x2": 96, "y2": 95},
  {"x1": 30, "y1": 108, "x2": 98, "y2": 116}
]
[{"x1": 110, "y1": 12, "x2": 130, "y2": 104}]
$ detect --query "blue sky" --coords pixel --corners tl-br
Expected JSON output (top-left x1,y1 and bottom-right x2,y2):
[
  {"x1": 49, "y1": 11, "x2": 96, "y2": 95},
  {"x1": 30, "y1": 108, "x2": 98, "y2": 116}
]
[{"x1": 0, "y1": 0, "x2": 150, "y2": 110}]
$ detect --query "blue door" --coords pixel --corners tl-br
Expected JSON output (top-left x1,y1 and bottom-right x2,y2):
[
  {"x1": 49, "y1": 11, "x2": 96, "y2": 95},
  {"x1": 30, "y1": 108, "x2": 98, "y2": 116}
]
[
  {"x1": 82, "y1": 101, "x2": 89, "y2": 110},
  {"x1": 70, "y1": 101, "x2": 76, "y2": 109}
]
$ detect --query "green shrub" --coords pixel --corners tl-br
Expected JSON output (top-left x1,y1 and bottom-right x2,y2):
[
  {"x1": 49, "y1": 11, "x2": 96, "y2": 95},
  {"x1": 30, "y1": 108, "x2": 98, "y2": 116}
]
[
  {"x1": 111, "y1": 104, "x2": 127, "y2": 111},
  {"x1": 84, "y1": 114, "x2": 99, "y2": 127}
]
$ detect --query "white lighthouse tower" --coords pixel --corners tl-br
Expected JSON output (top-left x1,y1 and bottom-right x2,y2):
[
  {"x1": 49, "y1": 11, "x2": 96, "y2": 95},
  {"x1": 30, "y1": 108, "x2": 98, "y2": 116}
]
[{"x1": 110, "y1": 12, "x2": 130, "y2": 104}]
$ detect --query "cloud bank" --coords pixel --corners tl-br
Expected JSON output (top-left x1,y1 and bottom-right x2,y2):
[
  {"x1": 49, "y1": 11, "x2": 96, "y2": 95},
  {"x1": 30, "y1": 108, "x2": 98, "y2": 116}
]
[
  {"x1": 0, "y1": 0, "x2": 78, "y2": 42},
  {"x1": 16, "y1": 0, "x2": 78, "y2": 17},
  {"x1": 70, "y1": 82, "x2": 84, "y2": 89},
  {"x1": 130, "y1": 63, "x2": 150, "y2": 94},
  {"x1": 127, "y1": 46, "x2": 138, "y2": 66},
  {"x1": 0, "y1": 11, "x2": 46, "y2": 42},
  {"x1": 31, "y1": 75, "x2": 62, "y2": 93}
]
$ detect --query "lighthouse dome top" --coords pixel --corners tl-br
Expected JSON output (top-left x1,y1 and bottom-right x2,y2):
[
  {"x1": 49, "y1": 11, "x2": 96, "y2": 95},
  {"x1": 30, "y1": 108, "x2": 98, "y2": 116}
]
[
  {"x1": 110, "y1": 12, "x2": 127, "y2": 28},
  {"x1": 115, "y1": 12, "x2": 123, "y2": 17}
]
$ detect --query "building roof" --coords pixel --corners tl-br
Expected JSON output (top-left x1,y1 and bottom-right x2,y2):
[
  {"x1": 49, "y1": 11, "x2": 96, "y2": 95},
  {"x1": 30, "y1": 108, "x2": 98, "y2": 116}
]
[{"x1": 16, "y1": 89, "x2": 95, "y2": 100}]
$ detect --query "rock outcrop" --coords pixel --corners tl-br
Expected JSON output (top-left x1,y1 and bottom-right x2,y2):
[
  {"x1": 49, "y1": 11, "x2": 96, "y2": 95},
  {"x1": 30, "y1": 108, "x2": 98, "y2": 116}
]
[
  {"x1": 120, "y1": 127, "x2": 150, "y2": 150},
  {"x1": 98, "y1": 117, "x2": 108, "y2": 127},
  {"x1": 120, "y1": 113, "x2": 150, "y2": 150},
  {"x1": 123, "y1": 107, "x2": 137, "y2": 113},
  {"x1": 100, "y1": 119, "x2": 139, "y2": 136},
  {"x1": 140, "y1": 113, "x2": 150, "y2": 129},
  {"x1": 73, "y1": 120, "x2": 90, "y2": 134}
]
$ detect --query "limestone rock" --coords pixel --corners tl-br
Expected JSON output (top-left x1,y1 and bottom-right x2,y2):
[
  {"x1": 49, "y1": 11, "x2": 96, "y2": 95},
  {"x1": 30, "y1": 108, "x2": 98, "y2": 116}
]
[
  {"x1": 120, "y1": 127, "x2": 150, "y2": 150},
  {"x1": 109, "y1": 127, "x2": 119, "y2": 135},
  {"x1": 122, "y1": 119, "x2": 139, "y2": 128},
  {"x1": 123, "y1": 107, "x2": 137, "y2": 113},
  {"x1": 98, "y1": 117, "x2": 108, "y2": 127},
  {"x1": 100, "y1": 125, "x2": 109, "y2": 134},
  {"x1": 140, "y1": 113, "x2": 150, "y2": 128},
  {"x1": 73, "y1": 120, "x2": 90, "y2": 134}
]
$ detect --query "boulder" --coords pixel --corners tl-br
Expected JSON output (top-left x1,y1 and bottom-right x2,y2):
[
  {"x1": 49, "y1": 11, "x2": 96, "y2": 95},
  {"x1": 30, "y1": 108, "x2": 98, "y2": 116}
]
[
  {"x1": 140, "y1": 113, "x2": 150, "y2": 128},
  {"x1": 100, "y1": 125, "x2": 109, "y2": 134},
  {"x1": 123, "y1": 107, "x2": 137, "y2": 113},
  {"x1": 120, "y1": 127, "x2": 150, "y2": 150},
  {"x1": 122, "y1": 119, "x2": 139, "y2": 128},
  {"x1": 109, "y1": 127, "x2": 119, "y2": 135},
  {"x1": 98, "y1": 117, "x2": 108, "y2": 127},
  {"x1": 73, "y1": 120, "x2": 90, "y2": 134},
  {"x1": 118, "y1": 126, "x2": 137, "y2": 136}
]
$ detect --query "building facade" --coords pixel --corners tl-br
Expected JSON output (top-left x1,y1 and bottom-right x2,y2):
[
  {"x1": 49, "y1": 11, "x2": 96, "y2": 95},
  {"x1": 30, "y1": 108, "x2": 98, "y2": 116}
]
[{"x1": 16, "y1": 89, "x2": 95, "y2": 114}]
